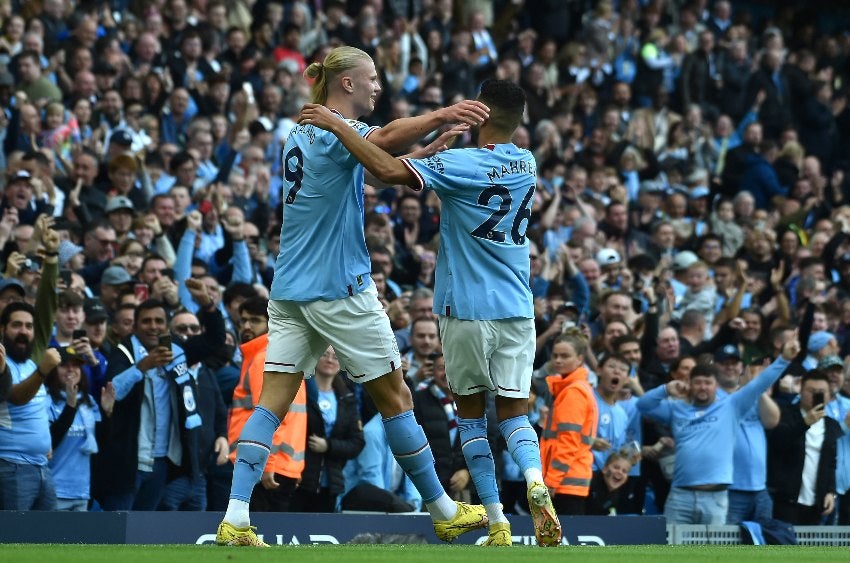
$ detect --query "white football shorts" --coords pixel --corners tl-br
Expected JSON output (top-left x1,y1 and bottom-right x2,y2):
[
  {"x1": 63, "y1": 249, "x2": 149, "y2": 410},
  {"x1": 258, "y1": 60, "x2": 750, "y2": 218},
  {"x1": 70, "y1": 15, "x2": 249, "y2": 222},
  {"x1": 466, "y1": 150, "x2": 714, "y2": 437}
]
[
  {"x1": 265, "y1": 283, "x2": 401, "y2": 382},
  {"x1": 438, "y1": 316, "x2": 535, "y2": 398}
]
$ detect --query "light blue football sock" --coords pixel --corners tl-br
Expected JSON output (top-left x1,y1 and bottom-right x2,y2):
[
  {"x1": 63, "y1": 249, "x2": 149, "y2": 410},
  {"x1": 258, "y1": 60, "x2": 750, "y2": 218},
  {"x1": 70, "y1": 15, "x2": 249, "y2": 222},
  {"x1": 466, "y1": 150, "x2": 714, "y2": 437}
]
[
  {"x1": 499, "y1": 415, "x2": 543, "y2": 483},
  {"x1": 458, "y1": 415, "x2": 500, "y2": 506},
  {"x1": 229, "y1": 405, "x2": 280, "y2": 503},
  {"x1": 383, "y1": 410, "x2": 445, "y2": 505}
]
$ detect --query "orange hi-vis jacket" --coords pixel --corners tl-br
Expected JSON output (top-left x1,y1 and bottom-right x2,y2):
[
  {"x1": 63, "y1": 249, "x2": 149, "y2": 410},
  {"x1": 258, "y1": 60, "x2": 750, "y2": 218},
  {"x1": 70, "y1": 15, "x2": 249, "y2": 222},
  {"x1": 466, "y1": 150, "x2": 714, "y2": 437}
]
[
  {"x1": 228, "y1": 333, "x2": 307, "y2": 479},
  {"x1": 539, "y1": 366, "x2": 598, "y2": 497}
]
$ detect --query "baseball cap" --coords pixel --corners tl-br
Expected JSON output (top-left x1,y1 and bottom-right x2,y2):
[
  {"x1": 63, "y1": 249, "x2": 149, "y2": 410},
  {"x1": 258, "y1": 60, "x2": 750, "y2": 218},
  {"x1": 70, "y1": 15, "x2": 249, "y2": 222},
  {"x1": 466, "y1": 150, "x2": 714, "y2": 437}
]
[
  {"x1": 714, "y1": 344, "x2": 741, "y2": 362},
  {"x1": 110, "y1": 129, "x2": 133, "y2": 147},
  {"x1": 818, "y1": 355, "x2": 844, "y2": 370},
  {"x1": 84, "y1": 299, "x2": 108, "y2": 323},
  {"x1": 808, "y1": 331, "x2": 836, "y2": 354},
  {"x1": 672, "y1": 251, "x2": 699, "y2": 271},
  {"x1": 58, "y1": 239, "x2": 84, "y2": 267},
  {"x1": 105, "y1": 195, "x2": 135, "y2": 214},
  {"x1": 102, "y1": 266, "x2": 133, "y2": 286},
  {"x1": 9, "y1": 169, "x2": 32, "y2": 184},
  {"x1": 596, "y1": 248, "x2": 621, "y2": 266},
  {"x1": 58, "y1": 345, "x2": 86, "y2": 365},
  {"x1": 0, "y1": 278, "x2": 25, "y2": 296},
  {"x1": 689, "y1": 186, "x2": 710, "y2": 199},
  {"x1": 92, "y1": 62, "x2": 117, "y2": 76}
]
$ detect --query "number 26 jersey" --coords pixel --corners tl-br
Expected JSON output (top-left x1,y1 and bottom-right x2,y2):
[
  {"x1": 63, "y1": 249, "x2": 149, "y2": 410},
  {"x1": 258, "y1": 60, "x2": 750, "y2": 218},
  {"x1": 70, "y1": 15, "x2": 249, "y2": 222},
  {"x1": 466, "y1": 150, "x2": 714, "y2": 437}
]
[{"x1": 402, "y1": 144, "x2": 536, "y2": 320}]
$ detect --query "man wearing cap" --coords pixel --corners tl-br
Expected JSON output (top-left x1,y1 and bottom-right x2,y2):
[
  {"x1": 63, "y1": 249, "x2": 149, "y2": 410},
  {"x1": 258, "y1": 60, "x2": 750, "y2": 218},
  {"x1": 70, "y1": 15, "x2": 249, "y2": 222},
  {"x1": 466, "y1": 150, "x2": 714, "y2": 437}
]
[
  {"x1": 720, "y1": 347, "x2": 782, "y2": 524},
  {"x1": 639, "y1": 339, "x2": 798, "y2": 525},
  {"x1": 668, "y1": 250, "x2": 699, "y2": 304},
  {"x1": 804, "y1": 331, "x2": 839, "y2": 371},
  {"x1": 105, "y1": 195, "x2": 137, "y2": 243},
  {"x1": 0, "y1": 279, "x2": 26, "y2": 316},
  {"x1": 0, "y1": 170, "x2": 52, "y2": 226},
  {"x1": 49, "y1": 291, "x2": 107, "y2": 403},
  {"x1": 596, "y1": 248, "x2": 623, "y2": 291},
  {"x1": 82, "y1": 299, "x2": 110, "y2": 401},
  {"x1": 99, "y1": 266, "x2": 134, "y2": 314}
]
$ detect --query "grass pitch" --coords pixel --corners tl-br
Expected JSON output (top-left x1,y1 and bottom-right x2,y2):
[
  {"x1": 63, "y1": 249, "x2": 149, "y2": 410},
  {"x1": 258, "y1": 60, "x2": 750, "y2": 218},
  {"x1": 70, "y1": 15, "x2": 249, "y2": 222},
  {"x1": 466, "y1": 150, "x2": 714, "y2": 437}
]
[{"x1": 0, "y1": 544, "x2": 843, "y2": 562}]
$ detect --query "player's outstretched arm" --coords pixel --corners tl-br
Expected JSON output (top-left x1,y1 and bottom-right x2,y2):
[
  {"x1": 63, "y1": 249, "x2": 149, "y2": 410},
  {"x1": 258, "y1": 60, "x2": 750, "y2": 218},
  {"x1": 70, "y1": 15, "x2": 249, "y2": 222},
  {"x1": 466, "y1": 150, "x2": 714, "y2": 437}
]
[
  {"x1": 300, "y1": 104, "x2": 416, "y2": 186},
  {"x1": 367, "y1": 99, "x2": 489, "y2": 153}
]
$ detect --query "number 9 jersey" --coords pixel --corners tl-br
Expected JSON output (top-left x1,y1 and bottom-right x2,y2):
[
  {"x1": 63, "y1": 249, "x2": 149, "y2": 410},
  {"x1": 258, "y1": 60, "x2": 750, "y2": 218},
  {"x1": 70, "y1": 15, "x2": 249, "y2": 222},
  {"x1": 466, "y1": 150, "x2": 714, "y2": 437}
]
[
  {"x1": 401, "y1": 144, "x2": 536, "y2": 321},
  {"x1": 271, "y1": 110, "x2": 379, "y2": 302}
]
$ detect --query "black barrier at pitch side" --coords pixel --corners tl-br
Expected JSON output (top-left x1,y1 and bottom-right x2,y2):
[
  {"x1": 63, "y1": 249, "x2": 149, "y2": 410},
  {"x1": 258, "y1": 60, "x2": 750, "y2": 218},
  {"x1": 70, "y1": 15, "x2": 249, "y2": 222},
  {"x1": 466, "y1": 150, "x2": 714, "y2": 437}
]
[{"x1": 0, "y1": 511, "x2": 667, "y2": 545}]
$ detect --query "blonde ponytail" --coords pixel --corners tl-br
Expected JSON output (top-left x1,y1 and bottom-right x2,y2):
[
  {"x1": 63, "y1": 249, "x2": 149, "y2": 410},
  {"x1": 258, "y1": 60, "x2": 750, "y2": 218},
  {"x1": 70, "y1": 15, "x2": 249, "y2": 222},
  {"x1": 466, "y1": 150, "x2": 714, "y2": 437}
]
[{"x1": 305, "y1": 46, "x2": 373, "y2": 105}]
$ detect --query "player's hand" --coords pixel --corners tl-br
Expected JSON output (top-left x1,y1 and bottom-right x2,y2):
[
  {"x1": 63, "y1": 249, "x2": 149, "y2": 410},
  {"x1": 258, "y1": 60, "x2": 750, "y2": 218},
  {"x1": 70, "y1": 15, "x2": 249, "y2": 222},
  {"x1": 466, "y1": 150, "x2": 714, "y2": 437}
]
[
  {"x1": 413, "y1": 124, "x2": 470, "y2": 157},
  {"x1": 439, "y1": 100, "x2": 489, "y2": 126},
  {"x1": 298, "y1": 103, "x2": 339, "y2": 131},
  {"x1": 261, "y1": 471, "x2": 279, "y2": 490}
]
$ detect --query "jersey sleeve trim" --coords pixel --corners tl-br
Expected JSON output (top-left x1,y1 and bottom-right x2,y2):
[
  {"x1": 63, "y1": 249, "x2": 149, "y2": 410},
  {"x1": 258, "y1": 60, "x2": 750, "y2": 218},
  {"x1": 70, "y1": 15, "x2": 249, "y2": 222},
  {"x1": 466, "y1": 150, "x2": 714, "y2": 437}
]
[
  {"x1": 363, "y1": 126, "x2": 380, "y2": 139},
  {"x1": 400, "y1": 159, "x2": 425, "y2": 192}
]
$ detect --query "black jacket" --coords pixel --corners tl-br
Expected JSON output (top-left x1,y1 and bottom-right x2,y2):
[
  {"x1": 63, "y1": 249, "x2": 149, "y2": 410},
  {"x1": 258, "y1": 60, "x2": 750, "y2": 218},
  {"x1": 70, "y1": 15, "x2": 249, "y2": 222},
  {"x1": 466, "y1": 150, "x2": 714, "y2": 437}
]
[
  {"x1": 767, "y1": 405, "x2": 842, "y2": 508},
  {"x1": 299, "y1": 376, "x2": 364, "y2": 495},
  {"x1": 413, "y1": 383, "x2": 467, "y2": 492},
  {"x1": 93, "y1": 315, "x2": 222, "y2": 498}
]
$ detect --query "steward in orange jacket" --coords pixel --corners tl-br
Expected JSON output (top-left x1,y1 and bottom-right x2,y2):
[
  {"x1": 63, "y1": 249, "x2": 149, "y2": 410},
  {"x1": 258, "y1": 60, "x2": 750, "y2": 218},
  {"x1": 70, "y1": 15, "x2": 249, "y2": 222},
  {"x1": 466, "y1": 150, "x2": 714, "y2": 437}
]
[
  {"x1": 540, "y1": 365, "x2": 598, "y2": 504},
  {"x1": 228, "y1": 333, "x2": 307, "y2": 509}
]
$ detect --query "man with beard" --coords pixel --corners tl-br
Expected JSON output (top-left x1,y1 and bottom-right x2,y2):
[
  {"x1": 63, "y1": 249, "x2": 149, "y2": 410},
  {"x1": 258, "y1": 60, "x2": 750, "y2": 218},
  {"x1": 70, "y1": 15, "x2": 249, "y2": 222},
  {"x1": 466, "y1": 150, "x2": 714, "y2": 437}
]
[
  {"x1": 637, "y1": 339, "x2": 798, "y2": 524},
  {"x1": 0, "y1": 301, "x2": 62, "y2": 509},
  {"x1": 227, "y1": 297, "x2": 306, "y2": 513}
]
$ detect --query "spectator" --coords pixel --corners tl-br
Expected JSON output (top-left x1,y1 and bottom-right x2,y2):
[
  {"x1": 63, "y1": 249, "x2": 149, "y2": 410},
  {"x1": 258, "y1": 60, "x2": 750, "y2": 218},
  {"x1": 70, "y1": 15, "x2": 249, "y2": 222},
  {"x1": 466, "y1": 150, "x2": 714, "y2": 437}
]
[
  {"x1": 45, "y1": 347, "x2": 114, "y2": 511},
  {"x1": 227, "y1": 297, "x2": 306, "y2": 513},
  {"x1": 586, "y1": 452, "x2": 633, "y2": 516},
  {"x1": 767, "y1": 371, "x2": 841, "y2": 524},
  {"x1": 292, "y1": 346, "x2": 364, "y2": 513},
  {"x1": 638, "y1": 340, "x2": 797, "y2": 525},
  {"x1": 94, "y1": 299, "x2": 204, "y2": 511},
  {"x1": 540, "y1": 330, "x2": 598, "y2": 514}
]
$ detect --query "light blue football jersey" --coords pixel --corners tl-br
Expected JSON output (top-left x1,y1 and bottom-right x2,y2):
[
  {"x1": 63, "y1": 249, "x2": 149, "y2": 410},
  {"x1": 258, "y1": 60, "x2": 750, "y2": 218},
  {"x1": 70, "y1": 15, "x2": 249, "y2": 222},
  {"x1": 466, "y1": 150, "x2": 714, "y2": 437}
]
[
  {"x1": 271, "y1": 110, "x2": 378, "y2": 302},
  {"x1": 403, "y1": 144, "x2": 536, "y2": 320}
]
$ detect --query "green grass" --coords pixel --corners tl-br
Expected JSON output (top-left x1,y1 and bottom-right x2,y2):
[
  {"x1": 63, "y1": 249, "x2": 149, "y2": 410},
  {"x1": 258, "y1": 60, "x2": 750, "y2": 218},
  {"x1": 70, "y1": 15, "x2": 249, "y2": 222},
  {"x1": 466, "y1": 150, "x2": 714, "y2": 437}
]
[{"x1": 0, "y1": 545, "x2": 844, "y2": 562}]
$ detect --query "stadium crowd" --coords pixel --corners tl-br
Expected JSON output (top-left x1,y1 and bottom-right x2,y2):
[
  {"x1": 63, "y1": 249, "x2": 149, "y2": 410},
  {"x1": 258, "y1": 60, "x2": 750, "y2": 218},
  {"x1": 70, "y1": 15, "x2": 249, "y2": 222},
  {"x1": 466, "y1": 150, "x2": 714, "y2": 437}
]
[{"x1": 1, "y1": 0, "x2": 850, "y2": 530}]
